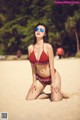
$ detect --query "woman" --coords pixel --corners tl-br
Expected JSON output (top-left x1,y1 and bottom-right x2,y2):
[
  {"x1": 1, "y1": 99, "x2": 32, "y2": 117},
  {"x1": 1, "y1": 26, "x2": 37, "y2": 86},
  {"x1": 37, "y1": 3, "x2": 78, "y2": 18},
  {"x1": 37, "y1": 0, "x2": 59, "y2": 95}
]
[{"x1": 26, "y1": 23, "x2": 68, "y2": 101}]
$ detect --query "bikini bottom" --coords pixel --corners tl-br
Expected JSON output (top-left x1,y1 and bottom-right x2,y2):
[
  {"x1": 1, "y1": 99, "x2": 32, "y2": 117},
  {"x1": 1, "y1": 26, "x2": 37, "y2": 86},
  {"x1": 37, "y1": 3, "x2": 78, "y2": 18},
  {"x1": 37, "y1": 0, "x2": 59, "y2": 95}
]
[
  {"x1": 36, "y1": 69, "x2": 56, "y2": 85},
  {"x1": 36, "y1": 74, "x2": 51, "y2": 85}
]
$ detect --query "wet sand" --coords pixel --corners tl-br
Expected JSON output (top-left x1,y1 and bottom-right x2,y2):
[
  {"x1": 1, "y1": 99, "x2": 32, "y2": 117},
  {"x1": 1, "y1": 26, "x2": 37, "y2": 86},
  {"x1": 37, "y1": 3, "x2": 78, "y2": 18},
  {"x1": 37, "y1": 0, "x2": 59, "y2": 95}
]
[{"x1": 0, "y1": 58, "x2": 80, "y2": 120}]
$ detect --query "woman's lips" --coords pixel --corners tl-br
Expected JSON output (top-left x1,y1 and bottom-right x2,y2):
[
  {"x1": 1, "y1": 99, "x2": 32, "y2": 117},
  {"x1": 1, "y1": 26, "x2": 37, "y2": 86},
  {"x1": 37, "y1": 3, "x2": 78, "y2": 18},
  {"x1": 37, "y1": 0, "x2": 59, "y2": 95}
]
[{"x1": 37, "y1": 33, "x2": 40, "y2": 35}]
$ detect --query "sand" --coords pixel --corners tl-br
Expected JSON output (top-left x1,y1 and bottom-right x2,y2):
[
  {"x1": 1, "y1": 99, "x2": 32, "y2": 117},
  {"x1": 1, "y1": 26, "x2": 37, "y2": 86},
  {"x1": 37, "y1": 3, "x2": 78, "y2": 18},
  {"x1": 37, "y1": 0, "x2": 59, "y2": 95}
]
[{"x1": 0, "y1": 58, "x2": 80, "y2": 120}]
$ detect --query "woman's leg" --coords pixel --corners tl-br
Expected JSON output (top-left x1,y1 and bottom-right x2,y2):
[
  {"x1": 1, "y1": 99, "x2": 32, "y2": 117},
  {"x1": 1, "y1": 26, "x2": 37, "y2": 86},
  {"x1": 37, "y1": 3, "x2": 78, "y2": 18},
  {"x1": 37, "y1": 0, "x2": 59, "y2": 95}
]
[
  {"x1": 26, "y1": 80, "x2": 46, "y2": 100},
  {"x1": 37, "y1": 92, "x2": 51, "y2": 99},
  {"x1": 50, "y1": 70, "x2": 63, "y2": 102},
  {"x1": 50, "y1": 70, "x2": 80, "y2": 101}
]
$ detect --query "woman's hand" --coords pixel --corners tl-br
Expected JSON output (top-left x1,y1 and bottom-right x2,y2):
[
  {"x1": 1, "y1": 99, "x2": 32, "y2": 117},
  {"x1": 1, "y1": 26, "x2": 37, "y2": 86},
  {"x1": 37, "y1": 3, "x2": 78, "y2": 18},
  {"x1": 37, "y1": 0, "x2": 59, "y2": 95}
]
[
  {"x1": 51, "y1": 82, "x2": 60, "y2": 93},
  {"x1": 33, "y1": 82, "x2": 37, "y2": 90},
  {"x1": 30, "y1": 82, "x2": 37, "y2": 93}
]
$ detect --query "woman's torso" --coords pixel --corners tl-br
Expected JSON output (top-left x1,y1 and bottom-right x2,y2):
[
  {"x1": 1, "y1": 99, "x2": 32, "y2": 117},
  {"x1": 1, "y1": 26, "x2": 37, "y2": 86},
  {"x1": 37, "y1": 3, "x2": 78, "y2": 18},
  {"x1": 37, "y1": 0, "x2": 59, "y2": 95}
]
[{"x1": 29, "y1": 43, "x2": 51, "y2": 77}]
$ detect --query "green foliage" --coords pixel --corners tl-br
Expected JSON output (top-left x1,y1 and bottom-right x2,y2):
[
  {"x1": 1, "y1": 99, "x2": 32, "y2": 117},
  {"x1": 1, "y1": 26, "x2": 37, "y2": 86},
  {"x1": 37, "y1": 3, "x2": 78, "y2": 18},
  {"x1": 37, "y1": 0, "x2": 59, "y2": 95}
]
[
  {"x1": 65, "y1": 11, "x2": 80, "y2": 32},
  {"x1": 0, "y1": 44, "x2": 6, "y2": 55},
  {"x1": 0, "y1": 0, "x2": 80, "y2": 55}
]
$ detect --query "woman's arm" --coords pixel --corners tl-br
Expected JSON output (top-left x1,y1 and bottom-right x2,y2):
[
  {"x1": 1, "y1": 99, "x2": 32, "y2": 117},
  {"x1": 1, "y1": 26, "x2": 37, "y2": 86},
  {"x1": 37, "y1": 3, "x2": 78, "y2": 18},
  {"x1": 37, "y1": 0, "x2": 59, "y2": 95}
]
[
  {"x1": 47, "y1": 44, "x2": 55, "y2": 84},
  {"x1": 28, "y1": 45, "x2": 36, "y2": 83},
  {"x1": 31, "y1": 64, "x2": 36, "y2": 83}
]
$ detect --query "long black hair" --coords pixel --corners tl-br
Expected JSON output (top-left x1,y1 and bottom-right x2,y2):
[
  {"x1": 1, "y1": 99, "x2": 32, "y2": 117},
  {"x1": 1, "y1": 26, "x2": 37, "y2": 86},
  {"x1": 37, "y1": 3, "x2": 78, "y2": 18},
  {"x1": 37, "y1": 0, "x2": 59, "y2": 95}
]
[{"x1": 33, "y1": 23, "x2": 49, "y2": 44}]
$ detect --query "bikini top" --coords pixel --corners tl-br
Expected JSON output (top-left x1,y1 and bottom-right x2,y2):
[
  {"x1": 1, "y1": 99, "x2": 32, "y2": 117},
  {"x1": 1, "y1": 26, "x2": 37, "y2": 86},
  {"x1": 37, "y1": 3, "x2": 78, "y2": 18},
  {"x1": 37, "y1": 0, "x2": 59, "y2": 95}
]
[{"x1": 29, "y1": 44, "x2": 49, "y2": 65}]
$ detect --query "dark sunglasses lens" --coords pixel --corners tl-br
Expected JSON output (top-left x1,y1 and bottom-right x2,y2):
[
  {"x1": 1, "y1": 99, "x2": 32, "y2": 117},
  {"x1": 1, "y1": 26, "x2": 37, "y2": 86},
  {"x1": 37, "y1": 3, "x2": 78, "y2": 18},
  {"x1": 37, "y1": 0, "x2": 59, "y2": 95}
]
[
  {"x1": 40, "y1": 28, "x2": 44, "y2": 32},
  {"x1": 35, "y1": 27, "x2": 39, "y2": 31}
]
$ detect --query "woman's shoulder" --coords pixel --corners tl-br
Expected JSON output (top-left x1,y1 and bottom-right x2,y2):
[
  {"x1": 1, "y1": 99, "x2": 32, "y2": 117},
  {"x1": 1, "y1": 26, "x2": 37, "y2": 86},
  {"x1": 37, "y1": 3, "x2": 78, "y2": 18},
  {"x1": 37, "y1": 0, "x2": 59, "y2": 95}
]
[
  {"x1": 28, "y1": 44, "x2": 34, "y2": 50},
  {"x1": 44, "y1": 43, "x2": 53, "y2": 49}
]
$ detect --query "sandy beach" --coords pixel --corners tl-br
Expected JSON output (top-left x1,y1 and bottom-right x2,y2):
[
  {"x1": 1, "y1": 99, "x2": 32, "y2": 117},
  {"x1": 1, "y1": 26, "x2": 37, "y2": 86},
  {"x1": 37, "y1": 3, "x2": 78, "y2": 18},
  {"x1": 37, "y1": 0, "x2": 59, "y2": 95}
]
[{"x1": 0, "y1": 58, "x2": 80, "y2": 120}]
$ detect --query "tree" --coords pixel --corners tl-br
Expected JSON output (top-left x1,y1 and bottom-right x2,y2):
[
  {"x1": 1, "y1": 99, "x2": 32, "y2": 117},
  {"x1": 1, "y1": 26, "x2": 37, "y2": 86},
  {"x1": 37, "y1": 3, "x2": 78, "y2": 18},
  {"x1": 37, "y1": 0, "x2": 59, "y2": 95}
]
[{"x1": 65, "y1": 11, "x2": 80, "y2": 53}]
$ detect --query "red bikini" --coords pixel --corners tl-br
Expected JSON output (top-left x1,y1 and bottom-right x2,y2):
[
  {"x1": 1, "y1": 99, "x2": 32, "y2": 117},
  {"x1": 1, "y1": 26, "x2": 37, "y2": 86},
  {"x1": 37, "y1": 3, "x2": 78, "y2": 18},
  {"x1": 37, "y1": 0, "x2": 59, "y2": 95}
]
[
  {"x1": 29, "y1": 45, "x2": 49, "y2": 65},
  {"x1": 29, "y1": 44, "x2": 51, "y2": 85}
]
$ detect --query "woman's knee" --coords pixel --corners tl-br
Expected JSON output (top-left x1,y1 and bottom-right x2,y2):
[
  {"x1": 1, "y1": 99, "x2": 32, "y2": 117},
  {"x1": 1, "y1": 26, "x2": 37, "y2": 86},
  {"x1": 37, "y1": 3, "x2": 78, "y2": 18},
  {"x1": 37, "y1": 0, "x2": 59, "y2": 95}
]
[
  {"x1": 51, "y1": 89, "x2": 63, "y2": 102},
  {"x1": 26, "y1": 95, "x2": 36, "y2": 100},
  {"x1": 26, "y1": 80, "x2": 46, "y2": 101},
  {"x1": 26, "y1": 90, "x2": 38, "y2": 100},
  {"x1": 26, "y1": 87, "x2": 37, "y2": 100},
  {"x1": 51, "y1": 95, "x2": 63, "y2": 102}
]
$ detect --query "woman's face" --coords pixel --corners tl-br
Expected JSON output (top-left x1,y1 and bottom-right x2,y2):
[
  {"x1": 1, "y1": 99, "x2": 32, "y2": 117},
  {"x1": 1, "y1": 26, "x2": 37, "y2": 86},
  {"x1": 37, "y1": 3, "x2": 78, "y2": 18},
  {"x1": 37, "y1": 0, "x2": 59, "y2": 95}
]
[{"x1": 35, "y1": 25, "x2": 46, "y2": 39}]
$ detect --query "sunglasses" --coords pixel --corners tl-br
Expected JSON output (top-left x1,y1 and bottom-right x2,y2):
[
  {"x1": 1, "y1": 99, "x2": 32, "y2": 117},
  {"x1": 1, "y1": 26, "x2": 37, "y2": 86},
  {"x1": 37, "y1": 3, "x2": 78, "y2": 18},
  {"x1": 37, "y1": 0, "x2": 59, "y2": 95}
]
[{"x1": 35, "y1": 27, "x2": 45, "y2": 32}]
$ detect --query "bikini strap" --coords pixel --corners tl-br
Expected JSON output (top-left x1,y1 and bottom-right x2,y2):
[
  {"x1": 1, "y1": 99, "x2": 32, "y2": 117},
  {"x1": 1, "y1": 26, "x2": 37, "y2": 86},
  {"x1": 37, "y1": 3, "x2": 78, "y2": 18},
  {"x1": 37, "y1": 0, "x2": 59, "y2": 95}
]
[
  {"x1": 43, "y1": 43, "x2": 44, "y2": 51},
  {"x1": 33, "y1": 44, "x2": 36, "y2": 51}
]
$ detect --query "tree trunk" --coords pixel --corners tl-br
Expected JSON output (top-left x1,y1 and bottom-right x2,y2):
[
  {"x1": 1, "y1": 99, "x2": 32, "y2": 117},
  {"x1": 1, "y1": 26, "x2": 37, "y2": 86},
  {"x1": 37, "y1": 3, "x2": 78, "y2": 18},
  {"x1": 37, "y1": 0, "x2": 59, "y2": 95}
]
[{"x1": 74, "y1": 28, "x2": 80, "y2": 52}]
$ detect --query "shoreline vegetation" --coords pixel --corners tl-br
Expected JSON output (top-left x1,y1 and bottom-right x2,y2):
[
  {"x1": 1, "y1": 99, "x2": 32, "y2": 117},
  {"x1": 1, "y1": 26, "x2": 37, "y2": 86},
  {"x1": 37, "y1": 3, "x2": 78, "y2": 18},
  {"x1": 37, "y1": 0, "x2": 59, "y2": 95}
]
[
  {"x1": 0, "y1": 55, "x2": 28, "y2": 60},
  {"x1": 0, "y1": 54, "x2": 80, "y2": 61},
  {"x1": 0, "y1": 1, "x2": 80, "y2": 56}
]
